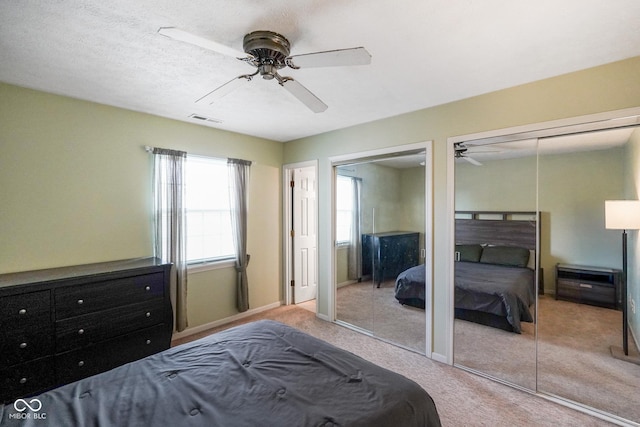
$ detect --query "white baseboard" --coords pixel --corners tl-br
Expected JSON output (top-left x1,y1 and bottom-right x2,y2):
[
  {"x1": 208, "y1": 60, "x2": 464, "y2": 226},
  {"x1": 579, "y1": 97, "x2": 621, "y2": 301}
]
[
  {"x1": 430, "y1": 352, "x2": 448, "y2": 364},
  {"x1": 631, "y1": 323, "x2": 640, "y2": 353},
  {"x1": 337, "y1": 279, "x2": 358, "y2": 289},
  {"x1": 316, "y1": 312, "x2": 331, "y2": 322},
  {"x1": 171, "y1": 301, "x2": 283, "y2": 341}
]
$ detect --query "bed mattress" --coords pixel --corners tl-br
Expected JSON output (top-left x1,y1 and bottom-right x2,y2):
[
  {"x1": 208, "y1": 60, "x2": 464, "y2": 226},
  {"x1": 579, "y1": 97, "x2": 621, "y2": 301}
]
[{"x1": 1, "y1": 320, "x2": 441, "y2": 426}]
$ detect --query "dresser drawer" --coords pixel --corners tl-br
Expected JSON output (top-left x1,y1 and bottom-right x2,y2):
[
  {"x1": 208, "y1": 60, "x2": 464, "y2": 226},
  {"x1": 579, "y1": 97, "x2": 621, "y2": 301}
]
[
  {"x1": 55, "y1": 301, "x2": 168, "y2": 352},
  {"x1": 55, "y1": 324, "x2": 170, "y2": 385},
  {"x1": 0, "y1": 357, "x2": 55, "y2": 404},
  {"x1": 1, "y1": 327, "x2": 54, "y2": 366},
  {"x1": 0, "y1": 291, "x2": 53, "y2": 366},
  {"x1": 54, "y1": 272, "x2": 165, "y2": 319},
  {"x1": 0, "y1": 291, "x2": 51, "y2": 327}
]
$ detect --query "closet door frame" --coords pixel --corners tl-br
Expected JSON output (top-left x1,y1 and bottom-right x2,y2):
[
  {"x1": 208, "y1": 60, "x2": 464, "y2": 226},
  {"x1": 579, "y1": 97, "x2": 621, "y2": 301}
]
[
  {"x1": 329, "y1": 141, "x2": 434, "y2": 357},
  {"x1": 445, "y1": 106, "x2": 640, "y2": 424}
]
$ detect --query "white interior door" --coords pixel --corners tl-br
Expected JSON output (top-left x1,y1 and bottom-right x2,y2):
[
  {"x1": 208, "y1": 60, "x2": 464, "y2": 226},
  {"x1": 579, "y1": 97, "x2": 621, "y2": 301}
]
[{"x1": 293, "y1": 166, "x2": 317, "y2": 303}]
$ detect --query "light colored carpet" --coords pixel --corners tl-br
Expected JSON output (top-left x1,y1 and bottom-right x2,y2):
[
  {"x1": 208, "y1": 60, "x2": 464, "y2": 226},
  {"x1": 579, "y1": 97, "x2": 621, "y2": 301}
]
[
  {"x1": 174, "y1": 304, "x2": 615, "y2": 426},
  {"x1": 336, "y1": 279, "x2": 426, "y2": 353},
  {"x1": 454, "y1": 295, "x2": 640, "y2": 423}
]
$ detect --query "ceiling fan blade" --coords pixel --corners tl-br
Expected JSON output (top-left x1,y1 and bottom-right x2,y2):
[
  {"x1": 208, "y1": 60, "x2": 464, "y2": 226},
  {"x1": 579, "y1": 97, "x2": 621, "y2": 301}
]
[
  {"x1": 158, "y1": 27, "x2": 247, "y2": 58},
  {"x1": 195, "y1": 75, "x2": 252, "y2": 106},
  {"x1": 287, "y1": 47, "x2": 371, "y2": 68},
  {"x1": 280, "y1": 78, "x2": 328, "y2": 113},
  {"x1": 463, "y1": 156, "x2": 483, "y2": 166}
]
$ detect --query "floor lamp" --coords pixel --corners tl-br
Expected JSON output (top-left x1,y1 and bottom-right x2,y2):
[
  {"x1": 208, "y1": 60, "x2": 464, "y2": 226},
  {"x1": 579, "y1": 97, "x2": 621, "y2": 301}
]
[{"x1": 605, "y1": 200, "x2": 640, "y2": 362}]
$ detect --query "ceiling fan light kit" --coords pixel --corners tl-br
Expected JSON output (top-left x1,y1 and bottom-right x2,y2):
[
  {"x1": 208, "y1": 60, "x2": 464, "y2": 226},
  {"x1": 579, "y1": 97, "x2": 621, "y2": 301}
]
[{"x1": 159, "y1": 27, "x2": 371, "y2": 113}]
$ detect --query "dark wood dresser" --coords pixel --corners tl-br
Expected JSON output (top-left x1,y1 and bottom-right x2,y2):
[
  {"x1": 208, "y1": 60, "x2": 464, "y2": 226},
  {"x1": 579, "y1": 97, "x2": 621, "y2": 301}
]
[
  {"x1": 362, "y1": 231, "x2": 420, "y2": 287},
  {"x1": 0, "y1": 257, "x2": 173, "y2": 403},
  {"x1": 555, "y1": 263, "x2": 622, "y2": 309}
]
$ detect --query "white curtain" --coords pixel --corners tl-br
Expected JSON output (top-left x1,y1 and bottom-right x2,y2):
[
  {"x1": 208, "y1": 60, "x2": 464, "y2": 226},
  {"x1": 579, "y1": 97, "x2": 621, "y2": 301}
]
[
  {"x1": 228, "y1": 158, "x2": 252, "y2": 312},
  {"x1": 347, "y1": 177, "x2": 362, "y2": 281},
  {"x1": 152, "y1": 147, "x2": 188, "y2": 332}
]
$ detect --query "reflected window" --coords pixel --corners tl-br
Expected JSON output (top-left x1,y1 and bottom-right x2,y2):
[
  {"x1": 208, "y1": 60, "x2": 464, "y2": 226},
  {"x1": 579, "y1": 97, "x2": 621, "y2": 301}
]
[{"x1": 336, "y1": 175, "x2": 354, "y2": 244}]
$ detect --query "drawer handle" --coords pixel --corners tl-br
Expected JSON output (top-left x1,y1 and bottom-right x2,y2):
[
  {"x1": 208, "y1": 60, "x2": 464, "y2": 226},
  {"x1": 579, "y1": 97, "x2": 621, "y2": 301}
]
[
  {"x1": 78, "y1": 361, "x2": 85, "y2": 367},
  {"x1": 19, "y1": 342, "x2": 28, "y2": 349},
  {"x1": 579, "y1": 283, "x2": 593, "y2": 289},
  {"x1": 77, "y1": 299, "x2": 84, "y2": 305},
  {"x1": 146, "y1": 339, "x2": 151, "y2": 345},
  {"x1": 19, "y1": 308, "x2": 27, "y2": 315},
  {"x1": 146, "y1": 312, "x2": 151, "y2": 318},
  {"x1": 145, "y1": 286, "x2": 151, "y2": 291},
  {"x1": 19, "y1": 377, "x2": 27, "y2": 384},
  {"x1": 78, "y1": 329, "x2": 85, "y2": 335}
]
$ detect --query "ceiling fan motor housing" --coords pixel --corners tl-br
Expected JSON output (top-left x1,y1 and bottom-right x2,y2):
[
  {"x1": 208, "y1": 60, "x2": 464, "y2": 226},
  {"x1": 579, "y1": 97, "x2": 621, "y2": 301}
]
[{"x1": 243, "y1": 31, "x2": 291, "y2": 79}]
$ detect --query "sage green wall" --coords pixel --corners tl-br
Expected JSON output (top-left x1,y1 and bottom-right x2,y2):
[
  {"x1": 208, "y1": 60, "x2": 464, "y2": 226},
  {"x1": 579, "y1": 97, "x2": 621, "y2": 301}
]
[
  {"x1": 336, "y1": 246, "x2": 349, "y2": 285},
  {"x1": 283, "y1": 56, "x2": 640, "y2": 358},
  {"x1": 335, "y1": 165, "x2": 426, "y2": 285},
  {"x1": 455, "y1": 156, "x2": 537, "y2": 211},
  {"x1": 539, "y1": 149, "x2": 624, "y2": 287},
  {"x1": 400, "y1": 167, "x2": 426, "y2": 236},
  {"x1": 624, "y1": 128, "x2": 640, "y2": 347},
  {"x1": 455, "y1": 148, "x2": 625, "y2": 292},
  {"x1": 0, "y1": 82, "x2": 284, "y2": 329}
]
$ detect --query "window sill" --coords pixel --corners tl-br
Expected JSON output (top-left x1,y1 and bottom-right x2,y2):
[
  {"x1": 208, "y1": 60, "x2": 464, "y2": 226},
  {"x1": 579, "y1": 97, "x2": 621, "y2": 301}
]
[{"x1": 188, "y1": 258, "x2": 236, "y2": 274}]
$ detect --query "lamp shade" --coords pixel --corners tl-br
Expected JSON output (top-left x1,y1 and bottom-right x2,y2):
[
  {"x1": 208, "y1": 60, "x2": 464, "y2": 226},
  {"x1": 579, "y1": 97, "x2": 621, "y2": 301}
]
[{"x1": 605, "y1": 200, "x2": 640, "y2": 230}]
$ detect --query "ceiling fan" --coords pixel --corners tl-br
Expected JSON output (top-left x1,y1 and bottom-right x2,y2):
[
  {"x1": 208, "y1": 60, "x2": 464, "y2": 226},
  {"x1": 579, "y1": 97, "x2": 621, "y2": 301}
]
[
  {"x1": 454, "y1": 142, "x2": 505, "y2": 166},
  {"x1": 158, "y1": 27, "x2": 372, "y2": 113}
]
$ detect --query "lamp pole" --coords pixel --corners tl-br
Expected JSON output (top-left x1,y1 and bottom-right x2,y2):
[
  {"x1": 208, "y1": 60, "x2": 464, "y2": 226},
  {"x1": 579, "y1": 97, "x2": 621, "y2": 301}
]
[{"x1": 622, "y1": 229, "x2": 628, "y2": 356}]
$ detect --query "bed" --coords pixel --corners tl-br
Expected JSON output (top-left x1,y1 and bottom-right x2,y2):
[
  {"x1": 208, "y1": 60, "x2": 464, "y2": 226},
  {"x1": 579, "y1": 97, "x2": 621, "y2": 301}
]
[
  {"x1": 395, "y1": 211, "x2": 538, "y2": 333},
  {"x1": 0, "y1": 320, "x2": 441, "y2": 426}
]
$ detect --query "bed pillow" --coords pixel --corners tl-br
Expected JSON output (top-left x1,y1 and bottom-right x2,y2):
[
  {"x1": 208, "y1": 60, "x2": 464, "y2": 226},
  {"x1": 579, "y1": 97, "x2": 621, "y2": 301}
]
[
  {"x1": 455, "y1": 244, "x2": 483, "y2": 262},
  {"x1": 480, "y1": 245, "x2": 530, "y2": 267}
]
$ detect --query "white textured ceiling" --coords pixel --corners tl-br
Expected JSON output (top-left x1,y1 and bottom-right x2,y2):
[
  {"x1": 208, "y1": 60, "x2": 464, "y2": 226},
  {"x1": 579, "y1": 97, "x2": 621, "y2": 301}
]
[{"x1": 1, "y1": 0, "x2": 639, "y2": 142}]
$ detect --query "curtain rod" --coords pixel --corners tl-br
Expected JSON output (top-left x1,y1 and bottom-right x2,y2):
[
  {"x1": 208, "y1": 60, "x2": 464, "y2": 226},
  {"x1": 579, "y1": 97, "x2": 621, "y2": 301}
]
[{"x1": 142, "y1": 145, "x2": 256, "y2": 165}]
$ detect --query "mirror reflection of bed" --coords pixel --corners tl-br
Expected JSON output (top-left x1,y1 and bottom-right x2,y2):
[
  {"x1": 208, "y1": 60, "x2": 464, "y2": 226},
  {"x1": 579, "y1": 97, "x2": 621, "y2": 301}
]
[
  {"x1": 452, "y1": 211, "x2": 538, "y2": 390},
  {"x1": 453, "y1": 127, "x2": 640, "y2": 423},
  {"x1": 389, "y1": 209, "x2": 541, "y2": 388}
]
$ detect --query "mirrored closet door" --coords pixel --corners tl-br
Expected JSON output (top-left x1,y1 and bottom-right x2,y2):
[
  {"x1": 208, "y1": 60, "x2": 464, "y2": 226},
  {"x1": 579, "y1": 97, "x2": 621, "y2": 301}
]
[
  {"x1": 453, "y1": 138, "x2": 539, "y2": 391},
  {"x1": 452, "y1": 121, "x2": 640, "y2": 424},
  {"x1": 334, "y1": 150, "x2": 426, "y2": 353},
  {"x1": 536, "y1": 129, "x2": 640, "y2": 422}
]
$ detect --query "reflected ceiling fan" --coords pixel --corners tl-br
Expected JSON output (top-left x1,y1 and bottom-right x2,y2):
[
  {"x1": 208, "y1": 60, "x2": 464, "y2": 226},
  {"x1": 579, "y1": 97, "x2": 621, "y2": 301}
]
[
  {"x1": 454, "y1": 142, "x2": 505, "y2": 166},
  {"x1": 158, "y1": 27, "x2": 372, "y2": 113}
]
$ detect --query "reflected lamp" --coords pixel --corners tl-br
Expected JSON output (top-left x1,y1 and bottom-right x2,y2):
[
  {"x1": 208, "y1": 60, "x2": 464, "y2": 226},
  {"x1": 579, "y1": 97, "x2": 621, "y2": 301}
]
[{"x1": 605, "y1": 200, "x2": 640, "y2": 357}]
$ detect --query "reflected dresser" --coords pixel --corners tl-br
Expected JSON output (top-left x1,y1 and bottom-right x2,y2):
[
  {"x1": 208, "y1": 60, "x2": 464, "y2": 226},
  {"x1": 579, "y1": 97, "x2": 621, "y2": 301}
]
[{"x1": 362, "y1": 231, "x2": 420, "y2": 287}]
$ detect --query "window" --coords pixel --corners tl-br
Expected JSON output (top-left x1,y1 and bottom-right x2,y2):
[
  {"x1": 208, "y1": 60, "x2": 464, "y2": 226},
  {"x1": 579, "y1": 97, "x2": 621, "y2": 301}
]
[
  {"x1": 336, "y1": 175, "x2": 354, "y2": 244},
  {"x1": 185, "y1": 156, "x2": 234, "y2": 263}
]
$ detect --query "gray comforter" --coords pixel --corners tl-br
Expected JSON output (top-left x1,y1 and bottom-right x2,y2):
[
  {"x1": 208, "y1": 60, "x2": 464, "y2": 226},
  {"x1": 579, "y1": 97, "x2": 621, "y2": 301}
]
[
  {"x1": 395, "y1": 261, "x2": 534, "y2": 333},
  {"x1": 455, "y1": 261, "x2": 535, "y2": 333},
  {"x1": 1, "y1": 320, "x2": 441, "y2": 426}
]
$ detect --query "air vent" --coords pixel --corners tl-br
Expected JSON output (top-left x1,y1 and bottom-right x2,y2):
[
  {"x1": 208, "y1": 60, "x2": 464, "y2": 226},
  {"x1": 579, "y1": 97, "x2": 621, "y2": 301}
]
[{"x1": 188, "y1": 113, "x2": 222, "y2": 123}]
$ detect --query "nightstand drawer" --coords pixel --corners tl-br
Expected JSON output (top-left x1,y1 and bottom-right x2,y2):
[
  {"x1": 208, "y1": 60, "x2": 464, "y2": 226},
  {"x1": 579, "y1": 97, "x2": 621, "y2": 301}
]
[
  {"x1": 557, "y1": 279, "x2": 616, "y2": 308},
  {"x1": 54, "y1": 273, "x2": 165, "y2": 319},
  {"x1": 55, "y1": 301, "x2": 167, "y2": 352},
  {"x1": 0, "y1": 357, "x2": 55, "y2": 404},
  {"x1": 55, "y1": 324, "x2": 169, "y2": 385}
]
